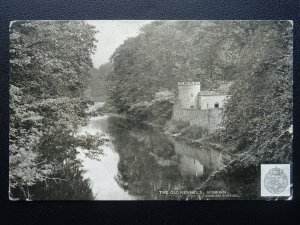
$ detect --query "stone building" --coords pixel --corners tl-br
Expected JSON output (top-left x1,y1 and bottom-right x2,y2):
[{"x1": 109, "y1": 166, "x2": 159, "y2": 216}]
[
  {"x1": 172, "y1": 81, "x2": 233, "y2": 131},
  {"x1": 177, "y1": 81, "x2": 232, "y2": 110}
]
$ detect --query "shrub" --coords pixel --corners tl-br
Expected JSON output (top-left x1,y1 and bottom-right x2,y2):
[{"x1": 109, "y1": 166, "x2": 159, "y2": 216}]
[
  {"x1": 180, "y1": 125, "x2": 208, "y2": 140},
  {"x1": 164, "y1": 120, "x2": 190, "y2": 134}
]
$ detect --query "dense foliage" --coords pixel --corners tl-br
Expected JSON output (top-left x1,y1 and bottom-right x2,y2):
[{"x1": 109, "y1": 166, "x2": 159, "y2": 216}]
[
  {"x1": 220, "y1": 21, "x2": 293, "y2": 166},
  {"x1": 108, "y1": 21, "x2": 255, "y2": 119},
  {"x1": 9, "y1": 21, "x2": 103, "y2": 199},
  {"x1": 108, "y1": 21, "x2": 293, "y2": 169}
]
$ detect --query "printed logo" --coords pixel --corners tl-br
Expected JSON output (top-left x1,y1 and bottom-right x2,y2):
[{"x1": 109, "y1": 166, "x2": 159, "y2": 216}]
[
  {"x1": 261, "y1": 164, "x2": 290, "y2": 197},
  {"x1": 264, "y1": 167, "x2": 288, "y2": 194}
]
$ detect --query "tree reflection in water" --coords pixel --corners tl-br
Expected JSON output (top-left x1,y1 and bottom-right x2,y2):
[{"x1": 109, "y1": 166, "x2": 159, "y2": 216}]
[
  {"x1": 106, "y1": 116, "x2": 217, "y2": 200},
  {"x1": 11, "y1": 114, "x2": 223, "y2": 200}
]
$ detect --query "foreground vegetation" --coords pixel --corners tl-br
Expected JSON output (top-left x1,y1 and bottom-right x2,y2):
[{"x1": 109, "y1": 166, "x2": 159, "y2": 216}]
[{"x1": 9, "y1": 21, "x2": 104, "y2": 199}]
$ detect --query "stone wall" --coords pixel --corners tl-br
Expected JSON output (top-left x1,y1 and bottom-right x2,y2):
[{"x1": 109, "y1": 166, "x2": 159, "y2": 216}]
[
  {"x1": 199, "y1": 94, "x2": 227, "y2": 109},
  {"x1": 171, "y1": 105, "x2": 222, "y2": 131}
]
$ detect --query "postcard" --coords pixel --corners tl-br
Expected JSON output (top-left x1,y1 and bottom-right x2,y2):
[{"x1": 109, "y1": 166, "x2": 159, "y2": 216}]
[{"x1": 9, "y1": 20, "x2": 293, "y2": 200}]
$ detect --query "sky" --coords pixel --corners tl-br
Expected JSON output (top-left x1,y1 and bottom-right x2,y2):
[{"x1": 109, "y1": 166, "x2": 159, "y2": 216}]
[{"x1": 88, "y1": 20, "x2": 153, "y2": 69}]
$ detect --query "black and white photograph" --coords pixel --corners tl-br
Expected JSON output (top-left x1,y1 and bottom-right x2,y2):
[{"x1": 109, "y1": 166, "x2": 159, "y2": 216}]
[{"x1": 9, "y1": 20, "x2": 293, "y2": 200}]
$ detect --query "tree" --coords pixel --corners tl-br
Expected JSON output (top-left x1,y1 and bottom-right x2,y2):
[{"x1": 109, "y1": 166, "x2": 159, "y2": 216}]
[
  {"x1": 107, "y1": 21, "x2": 251, "y2": 119},
  {"x1": 9, "y1": 21, "x2": 103, "y2": 199},
  {"x1": 221, "y1": 21, "x2": 293, "y2": 166},
  {"x1": 107, "y1": 20, "x2": 293, "y2": 168},
  {"x1": 10, "y1": 21, "x2": 97, "y2": 98}
]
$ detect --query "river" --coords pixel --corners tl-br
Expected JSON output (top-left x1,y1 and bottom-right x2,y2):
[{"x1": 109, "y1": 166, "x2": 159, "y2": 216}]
[
  {"x1": 75, "y1": 102, "x2": 223, "y2": 200},
  {"x1": 27, "y1": 102, "x2": 223, "y2": 200}
]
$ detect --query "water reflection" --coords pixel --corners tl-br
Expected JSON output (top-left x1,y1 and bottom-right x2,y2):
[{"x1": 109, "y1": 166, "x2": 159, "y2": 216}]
[
  {"x1": 179, "y1": 155, "x2": 204, "y2": 176},
  {"x1": 77, "y1": 115, "x2": 134, "y2": 200},
  {"x1": 172, "y1": 140, "x2": 223, "y2": 175},
  {"x1": 105, "y1": 116, "x2": 223, "y2": 200},
  {"x1": 25, "y1": 102, "x2": 223, "y2": 200}
]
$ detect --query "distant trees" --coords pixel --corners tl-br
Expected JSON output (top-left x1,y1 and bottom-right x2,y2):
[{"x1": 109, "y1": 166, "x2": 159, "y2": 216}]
[
  {"x1": 86, "y1": 62, "x2": 112, "y2": 101},
  {"x1": 10, "y1": 21, "x2": 103, "y2": 199}
]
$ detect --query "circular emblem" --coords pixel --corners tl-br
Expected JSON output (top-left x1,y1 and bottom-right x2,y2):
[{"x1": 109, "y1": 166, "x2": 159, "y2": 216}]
[{"x1": 264, "y1": 167, "x2": 288, "y2": 194}]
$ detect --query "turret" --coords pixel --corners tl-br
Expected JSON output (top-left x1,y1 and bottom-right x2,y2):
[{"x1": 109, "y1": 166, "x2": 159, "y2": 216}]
[{"x1": 177, "y1": 81, "x2": 200, "y2": 109}]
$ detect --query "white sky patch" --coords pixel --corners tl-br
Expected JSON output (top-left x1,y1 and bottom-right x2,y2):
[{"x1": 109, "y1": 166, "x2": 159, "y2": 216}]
[{"x1": 87, "y1": 20, "x2": 153, "y2": 69}]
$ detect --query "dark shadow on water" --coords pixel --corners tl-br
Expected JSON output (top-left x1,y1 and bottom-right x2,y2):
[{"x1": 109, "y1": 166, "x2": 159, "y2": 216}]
[
  {"x1": 106, "y1": 116, "x2": 223, "y2": 200},
  {"x1": 11, "y1": 114, "x2": 226, "y2": 200}
]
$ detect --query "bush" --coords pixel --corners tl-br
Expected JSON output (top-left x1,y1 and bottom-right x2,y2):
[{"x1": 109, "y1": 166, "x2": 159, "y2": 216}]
[
  {"x1": 164, "y1": 120, "x2": 190, "y2": 134},
  {"x1": 127, "y1": 102, "x2": 150, "y2": 122},
  {"x1": 126, "y1": 90, "x2": 175, "y2": 125},
  {"x1": 180, "y1": 125, "x2": 208, "y2": 140}
]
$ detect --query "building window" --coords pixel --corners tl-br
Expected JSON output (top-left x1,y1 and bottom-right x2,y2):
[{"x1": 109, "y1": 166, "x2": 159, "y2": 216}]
[
  {"x1": 214, "y1": 102, "x2": 219, "y2": 108},
  {"x1": 191, "y1": 93, "x2": 193, "y2": 97},
  {"x1": 190, "y1": 105, "x2": 194, "y2": 109}
]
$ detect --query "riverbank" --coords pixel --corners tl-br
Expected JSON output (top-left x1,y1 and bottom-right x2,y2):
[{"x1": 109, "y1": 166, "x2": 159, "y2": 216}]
[
  {"x1": 86, "y1": 102, "x2": 261, "y2": 200},
  {"x1": 85, "y1": 103, "x2": 227, "y2": 199},
  {"x1": 96, "y1": 101, "x2": 226, "y2": 154},
  {"x1": 163, "y1": 119, "x2": 224, "y2": 152},
  {"x1": 162, "y1": 119, "x2": 268, "y2": 200}
]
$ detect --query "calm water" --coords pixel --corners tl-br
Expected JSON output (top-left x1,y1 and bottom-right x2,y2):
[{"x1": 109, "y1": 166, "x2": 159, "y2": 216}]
[
  {"x1": 75, "y1": 102, "x2": 223, "y2": 200},
  {"x1": 77, "y1": 114, "x2": 134, "y2": 200},
  {"x1": 27, "y1": 102, "x2": 223, "y2": 200}
]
